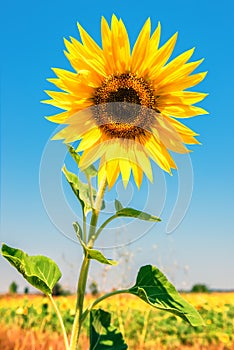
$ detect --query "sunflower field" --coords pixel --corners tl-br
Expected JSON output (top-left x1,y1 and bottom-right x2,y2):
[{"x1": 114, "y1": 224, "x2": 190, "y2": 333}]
[{"x1": 0, "y1": 292, "x2": 233, "y2": 350}]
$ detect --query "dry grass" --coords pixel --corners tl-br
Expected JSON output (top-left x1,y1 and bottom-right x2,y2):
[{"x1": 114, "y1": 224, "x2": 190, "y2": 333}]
[
  {"x1": 0, "y1": 324, "x2": 233, "y2": 350},
  {"x1": 0, "y1": 324, "x2": 89, "y2": 350}
]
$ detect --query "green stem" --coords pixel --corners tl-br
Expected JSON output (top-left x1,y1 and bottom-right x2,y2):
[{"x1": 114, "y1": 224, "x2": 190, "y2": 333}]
[
  {"x1": 82, "y1": 212, "x2": 87, "y2": 244},
  {"x1": 88, "y1": 177, "x2": 107, "y2": 246},
  {"x1": 87, "y1": 174, "x2": 94, "y2": 209},
  {"x1": 88, "y1": 209, "x2": 99, "y2": 246},
  {"x1": 70, "y1": 255, "x2": 90, "y2": 350},
  {"x1": 82, "y1": 289, "x2": 128, "y2": 321},
  {"x1": 48, "y1": 294, "x2": 69, "y2": 350},
  {"x1": 70, "y1": 175, "x2": 107, "y2": 349},
  {"x1": 94, "y1": 214, "x2": 118, "y2": 241}
]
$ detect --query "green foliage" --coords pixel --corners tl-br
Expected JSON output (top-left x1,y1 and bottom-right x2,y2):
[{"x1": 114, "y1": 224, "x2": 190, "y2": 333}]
[
  {"x1": 90, "y1": 309, "x2": 128, "y2": 349},
  {"x1": 52, "y1": 283, "x2": 71, "y2": 296},
  {"x1": 128, "y1": 265, "x2": 205, "y2": 327},
  {"x1": 191, "y1": 284, "x2": 209, "y2": 293},
  {"x1": 86, "y1": 249, "x2": 117, "y2": 266},
  {"x1": 24, "y1": 287, "x2": 29, "y2": 294},
  {"x1": 1, "y1": 244, "x2": 62, "y2": 295},
  {"x1": 115, "y1": 207, "x2": 161, "y2": 222},
  {"x1": 67, "y1": 144, "x2": 97, "y2": 177},
  {"x1": 73, "y1": 222, "x2": 117, "y2": 266},
  {"x1": 114, "y1": 199, "x2": 123, "y2": 211},
  {"x1": 9, "y1": 281, "x2": 18, "y2": 294},
  {"x1": 62, "y1": 165, "x2": 95, "y2": 216},
  {"x1": 89, "y1": 281, "x2": 99, "y2": 296}
]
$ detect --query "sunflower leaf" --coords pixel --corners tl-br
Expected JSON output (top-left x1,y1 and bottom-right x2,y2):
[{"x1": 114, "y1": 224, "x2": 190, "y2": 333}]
[
  {"x1": 67, "y1": 144, "x2": 97, "y2": 177},
  {"x1": 86, "y1": 249, "x2": 117, "y2": 266},
  {"x1": 128, "y1": 265, "x2": 204, "y2": 327},
  {"x1": 115, "y1": 208, "x2": 161, "y2": 222},
  {"x1": 73, "y1": 222, "x2": 117, "y2": 265},
  {"x1": 62, "y1": 165, "x2": 96, "y2": 215},
  {"x1": 90, "y1": 309, "x2": 128, "y2": 350},
  {"x1": 1, "y1": 244, "x2": 61, "y2": 295}
]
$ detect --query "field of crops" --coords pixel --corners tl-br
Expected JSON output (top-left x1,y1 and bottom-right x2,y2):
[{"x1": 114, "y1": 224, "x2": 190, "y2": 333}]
[{"x1": 0, "y1": 292, "x2": 233, "y2": 350}]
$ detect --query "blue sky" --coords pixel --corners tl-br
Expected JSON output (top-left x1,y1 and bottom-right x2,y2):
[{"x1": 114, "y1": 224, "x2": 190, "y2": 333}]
[{"x1": 1, "y1": 0, "x2": 234, "y2": 293}]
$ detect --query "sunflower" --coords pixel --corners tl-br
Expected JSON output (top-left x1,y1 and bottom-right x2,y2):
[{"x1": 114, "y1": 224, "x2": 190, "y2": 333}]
[{"x1": 43, "y1": 15, "x2": 208, "y2": 189}]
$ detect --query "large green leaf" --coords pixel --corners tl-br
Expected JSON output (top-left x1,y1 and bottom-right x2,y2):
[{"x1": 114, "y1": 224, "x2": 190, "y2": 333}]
[
  {"x1": 90, "y1": 309, "x2": 128, "y2": 350},
  {"x1": 116, "y1": 208, "x2": 161, "y2": 222},
  {"x1": 1, "y1": 244, "x2": 61, "y2": 295},
  {"x1": 67, "y1": 144, "x2": 97, "y2": 177},
  {"x1": 73, "y1": 222, "x2": 117, "y2": 266},
  {"x1": 128, "y1": 265, "x2": 204, "y2": 327},
  {"x1": 62, "y1": 165, "x2": 96, "y2": 215}
]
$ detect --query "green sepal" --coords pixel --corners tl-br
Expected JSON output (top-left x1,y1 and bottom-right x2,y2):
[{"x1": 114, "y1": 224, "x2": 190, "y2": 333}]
[
  {"x1": 62, "y1": 165, "x2": 96, "y2": 216},
  {"x1": 90, "y1": 309, "x2": 128, "y2": 350},
  {"x1": 1, "y1": 244, "x2": 61, "y2": 295},
  {"x1": 67, "y1": 144, "x2": 97, "y2": 177},
  {"x1": 73, "y1": 222, "x2": 117, "y2": 266},
  {"x1": 128, "y1": 265, "x2": 205, "y2": 327}
]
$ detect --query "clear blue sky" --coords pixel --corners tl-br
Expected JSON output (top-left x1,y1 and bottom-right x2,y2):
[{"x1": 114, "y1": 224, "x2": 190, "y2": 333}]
[{"x1": 1, "y1": 0, "x2": 234, "y2": 293}]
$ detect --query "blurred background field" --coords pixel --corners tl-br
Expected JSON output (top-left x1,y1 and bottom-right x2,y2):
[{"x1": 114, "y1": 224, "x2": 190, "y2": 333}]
[{"x1": 0, "y1": 292, "x2": 233, "y2": 350}]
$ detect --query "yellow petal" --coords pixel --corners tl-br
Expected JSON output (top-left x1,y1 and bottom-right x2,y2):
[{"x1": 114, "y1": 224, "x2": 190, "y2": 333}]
[
  {"x1": 160, "y1": 104, "x2": 208, "y2": 118},
  {"x1": 158, "y1": 91, "x2": 208, "y2": 105},
  {"x1": 97, "y1": 158, "x2": 106, "y2": 188},
  {"x1": 52, "y1": 67, "x2": 78, "y2": 81},
  {"x1": 52, "y1": 121, "x2": 93, "y2": 143},
  {"x1": 76, "y1": 127, "x2": 102, "y2": 151},
  {"x1": 179, "y1": 133, "x2": 200, "y2": 144},
  {"x1": 119, "y1": 159, "x2": 131, "y2": 187},
  {"x1": 157, "y1": 71, "x2": 208, "y2": 94},
  {"x1": 158, "y1": 59, "x2": 204, "y2": 88},
  {"x1": 77, "y1": 23, "x2": 103, "y2": 58},
  {"x1": 123, "y1": 140, "x2": 143, "y2": 188},
  {"x1": 134, "y1": 142, "x2": 153, "y2": 182},
  {"x1": 44, "y1": 90, "x2": 75, "y2": 103},
  {"x1": 163, "y1": 115, "x2": 198, "y2": 136},
  {"x1": 42, "y1": 98, "x2": 70, "y2": 110},
  {"x1": 151, "y1": 47, "x2": 195, "y2": 84},
  {"x1": 149, "y1": 32, "x2": 178, "y2": 77},
  {"x1": 149, "y1": 22, "x2": 161, "y2": 55},
  {"x1": 101, "y1": 16, "x2": 115, "y2": 75},
  {"x1": 131, "y1": 18, "x2": 151, "y2": 74},
  {"x1": 130, "y1": 161, "x2": 143, "y2": 189},
  {"x1": 143, "y1": 135, "x2": 176, "y2": 173},
  {"x1": 45, "y1": 111, "x2": 71, "y2": 124},
  {"x1": 152, "y1": 115, "x2": 188, "y2": 153},
  {"x1": 106, "y1": 160, "x2": 120, "y2": 189},
  {"x1": 67, "y1": 37, "x2": 107, "y2": 80},
  {"x1": 79, "y1": 142, "x2": 106, "y2": 170},
  {"x1": 117, "y1": 19, "x2": 131, "y2": 71}
]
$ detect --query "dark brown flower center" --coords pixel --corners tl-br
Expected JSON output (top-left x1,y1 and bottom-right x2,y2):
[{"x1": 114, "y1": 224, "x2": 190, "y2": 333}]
[{"x1": 92, "y1": 73, "x2": 157, "y2": 139}]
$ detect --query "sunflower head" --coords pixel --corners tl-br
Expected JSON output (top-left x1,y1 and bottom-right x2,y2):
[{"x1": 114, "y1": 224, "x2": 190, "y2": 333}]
[{"x1": 43, "y1": 15, "x2": 208, "y2": 189}]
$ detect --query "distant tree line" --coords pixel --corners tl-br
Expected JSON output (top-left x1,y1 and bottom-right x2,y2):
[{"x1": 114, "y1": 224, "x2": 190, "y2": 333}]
[
  {"x1": 7, "y1": 281, "x2": 211, "y2": 295},
  {"x1": 191, "y1": 284, "x2": 209, "y2": 293}
]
